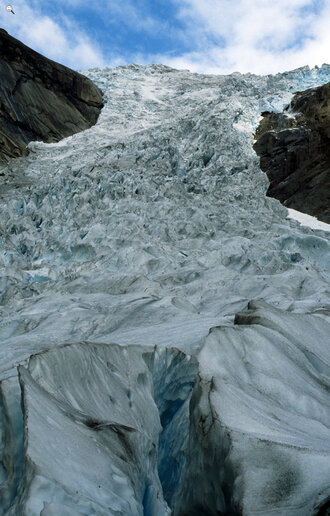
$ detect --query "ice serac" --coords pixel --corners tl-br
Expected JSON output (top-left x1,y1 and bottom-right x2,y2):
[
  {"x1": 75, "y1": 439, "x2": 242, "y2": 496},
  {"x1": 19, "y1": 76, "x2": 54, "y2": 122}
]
[
  {"x1": 14, "y1": 343, "x2": 170, "y2": 516},
  {"x1": 0, "y1": 376, "x2": 23, "y2": 513},
  {"x1": 0, "y1": 29, "x2": 103, "y2": 164},
  {"x1": 8, "y1": 343, "x2": 196, "y2": 516},
  {"x1": 175, "y1": 301, "x2": 330, "y2": 516},
  {"x1": 254, "y1": 81, "x2": 330, "y2": 223}
]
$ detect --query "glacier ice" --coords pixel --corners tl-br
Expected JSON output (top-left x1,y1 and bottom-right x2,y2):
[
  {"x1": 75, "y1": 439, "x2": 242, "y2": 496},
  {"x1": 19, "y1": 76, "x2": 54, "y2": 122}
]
[
  {"x1": 3, "y1": 343, "x2": 196, "y2": 516},
  {"x1": 0, "y1": 63, "x2": 329, "y2": 514},
  {"x1": 175, "y1": 301, "x2": 330, "y2": 515},
  {"x1": 14, "y1": 344, "x2": 171, "y2": 516}
]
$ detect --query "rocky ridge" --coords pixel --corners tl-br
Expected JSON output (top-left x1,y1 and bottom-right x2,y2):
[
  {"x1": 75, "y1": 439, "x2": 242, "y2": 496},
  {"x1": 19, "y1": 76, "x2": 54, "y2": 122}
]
[
  {"x1": 253, "y1": 81, "x2": 330, "y2": 223},
  {"x1": 0, "y1": 29, "x2": 103, "y2": 164}
]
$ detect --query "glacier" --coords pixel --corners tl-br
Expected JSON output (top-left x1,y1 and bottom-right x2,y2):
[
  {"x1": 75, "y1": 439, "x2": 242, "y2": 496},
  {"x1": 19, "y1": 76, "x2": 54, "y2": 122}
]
[{"x1": 0, "y1": 63, "x2": 329, "y2": 515}]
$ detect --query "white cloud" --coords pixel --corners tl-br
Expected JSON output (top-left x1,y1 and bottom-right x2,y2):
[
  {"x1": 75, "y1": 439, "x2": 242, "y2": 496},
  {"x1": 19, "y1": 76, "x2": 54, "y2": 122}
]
[
  {"x1": 0, "y1": 1, "x2": 105, "y2": 69},
  {"x1": 162, "y1": 0, "x2": 330, "y2": 74},
  {"x1": 0, "y1": 0, "x2": 329, "y2": 74}
]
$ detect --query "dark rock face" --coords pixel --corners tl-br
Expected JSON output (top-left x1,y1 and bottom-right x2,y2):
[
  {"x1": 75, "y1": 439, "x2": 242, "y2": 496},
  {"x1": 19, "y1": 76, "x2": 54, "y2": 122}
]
[
  {"x1": 253, "y1": 81, "x2": 330, "y2": 223},
  {"x1": 0, "y1": 29, "x2": 103, "y2": 164}
]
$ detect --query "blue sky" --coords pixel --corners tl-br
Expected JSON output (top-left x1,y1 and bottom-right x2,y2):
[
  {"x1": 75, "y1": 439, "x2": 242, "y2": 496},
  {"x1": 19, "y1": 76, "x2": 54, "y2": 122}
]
[{"x1": 1, "y1": 0, "x2": 329, "y2": 74}]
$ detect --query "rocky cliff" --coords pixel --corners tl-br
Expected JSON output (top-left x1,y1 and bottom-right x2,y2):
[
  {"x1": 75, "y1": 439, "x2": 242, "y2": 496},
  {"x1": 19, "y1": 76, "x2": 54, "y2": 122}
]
[
  {"x1": 253, "y1": 81, "x2": 330, "y2": 223},
  {"x1": 0, "y1": 29, "x2": 103, "y2": 164}
]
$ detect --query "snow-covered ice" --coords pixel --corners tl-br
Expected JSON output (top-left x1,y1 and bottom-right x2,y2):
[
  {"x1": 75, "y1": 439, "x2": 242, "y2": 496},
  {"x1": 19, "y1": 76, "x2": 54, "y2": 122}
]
[
  {"x1": 287, "y1": 208, "x2": 330, "y2": 233},
  {"x1": 0, "y1": 63, "x2": 329, "y2": 514}
]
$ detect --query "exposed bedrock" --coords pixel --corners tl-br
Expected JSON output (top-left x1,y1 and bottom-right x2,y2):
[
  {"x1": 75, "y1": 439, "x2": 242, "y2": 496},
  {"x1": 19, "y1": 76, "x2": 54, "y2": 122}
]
[
  {"x1": 0, "y1": 29, "x2": 103, "y2": 164},
  {"x1": 0, "y1": 302, "x2": 329, "y2": 515},
  {"x1": 253, "y1": 81, "x2": 330, "y2": 223}
]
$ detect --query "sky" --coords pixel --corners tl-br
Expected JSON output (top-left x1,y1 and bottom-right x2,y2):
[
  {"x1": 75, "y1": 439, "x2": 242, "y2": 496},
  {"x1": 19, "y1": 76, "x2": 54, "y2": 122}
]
[{"x1": 0, "y1": 0, "x2": 329, "y2": 74}]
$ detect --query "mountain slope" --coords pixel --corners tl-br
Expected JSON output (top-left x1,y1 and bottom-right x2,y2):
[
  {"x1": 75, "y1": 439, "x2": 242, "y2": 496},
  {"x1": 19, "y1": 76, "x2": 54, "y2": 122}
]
[
  {"x1": 254, "y1": 81, "x2": 330, "y2": 223},
  {"x1": 0, "y1": 29, "x2": 103, "y2": 164}
]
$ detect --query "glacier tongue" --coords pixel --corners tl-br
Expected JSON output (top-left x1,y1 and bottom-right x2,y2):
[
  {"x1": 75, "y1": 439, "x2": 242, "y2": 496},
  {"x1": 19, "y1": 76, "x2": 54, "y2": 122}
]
[{"x1": 0, "y1": 63, "x2": 329, "y2": 514}]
